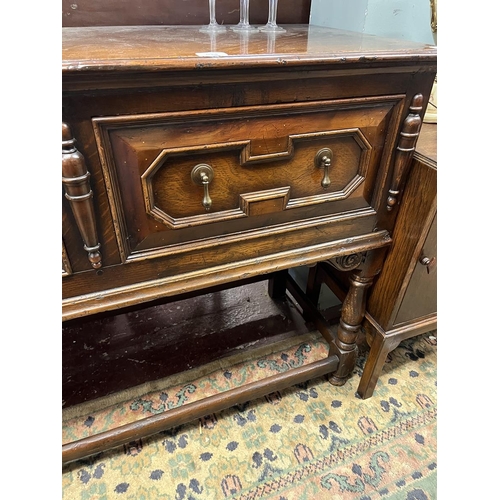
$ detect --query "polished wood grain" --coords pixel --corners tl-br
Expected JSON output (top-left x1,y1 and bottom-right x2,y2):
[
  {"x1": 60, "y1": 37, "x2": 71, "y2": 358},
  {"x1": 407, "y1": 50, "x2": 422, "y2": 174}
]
[{"x1": 62, "y1": 25, "x2": 437, "y2": 76}]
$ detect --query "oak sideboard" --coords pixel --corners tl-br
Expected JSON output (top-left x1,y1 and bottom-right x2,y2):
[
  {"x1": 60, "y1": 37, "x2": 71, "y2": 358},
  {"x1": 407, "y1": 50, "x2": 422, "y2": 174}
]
[{"x1": 62, "y1": 25, "x2": 437, "y2": 463}]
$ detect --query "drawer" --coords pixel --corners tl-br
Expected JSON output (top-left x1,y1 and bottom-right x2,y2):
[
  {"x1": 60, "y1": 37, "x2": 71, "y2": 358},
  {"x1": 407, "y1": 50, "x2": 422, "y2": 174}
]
[{"x1": 94, "y1": 97, "x2": 404, "y2": 265}]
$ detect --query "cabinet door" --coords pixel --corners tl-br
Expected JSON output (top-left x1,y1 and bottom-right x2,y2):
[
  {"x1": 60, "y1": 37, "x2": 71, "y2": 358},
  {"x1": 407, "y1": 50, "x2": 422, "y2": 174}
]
[{"x1": 394, "y1": 213, "x2": 437, "y2": 325}]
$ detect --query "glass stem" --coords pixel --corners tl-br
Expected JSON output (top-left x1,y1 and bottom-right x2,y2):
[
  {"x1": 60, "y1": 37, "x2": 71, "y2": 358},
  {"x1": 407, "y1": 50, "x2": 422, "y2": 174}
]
[
  {"x1": 240, "y1": 0, "x2": 250, "y2": 25},
  {"x1": 209, "y1": 0, "x2": 217, "y2": 25},
  {"x1": 268, "y1": 0, "x2": 278, "y2": 26}
]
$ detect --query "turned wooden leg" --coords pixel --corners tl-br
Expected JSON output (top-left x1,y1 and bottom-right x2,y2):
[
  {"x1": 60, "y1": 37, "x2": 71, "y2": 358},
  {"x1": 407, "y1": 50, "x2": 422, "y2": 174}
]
[
  {"x1": 356, "y1": 331, "x2": 399, "y2": 399},
  {"x1": 328, "y1": 273, "x2": 373, "y2": 386},
  {"x1": 328, "y1": 249, "x2": 386, "y2": 386}
]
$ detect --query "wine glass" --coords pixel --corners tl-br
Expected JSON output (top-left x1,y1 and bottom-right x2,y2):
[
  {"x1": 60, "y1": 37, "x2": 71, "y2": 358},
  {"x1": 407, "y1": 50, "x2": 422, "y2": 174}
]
[
  {"x1": 232, "y1": 0, "x2": 257, "y2": 32},
  {"x1": 259, "y1": 0, "x2": 286, "y2": 33},
  {"x1": 200, "y1": 0, "x2": 226, "y2": 32}
]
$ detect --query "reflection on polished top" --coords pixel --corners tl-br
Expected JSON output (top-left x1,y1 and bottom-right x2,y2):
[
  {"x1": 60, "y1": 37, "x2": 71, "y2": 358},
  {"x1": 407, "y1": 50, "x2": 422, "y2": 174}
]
[{"x1": 62, "y1": 24, "x2": 437, "y2": 73}]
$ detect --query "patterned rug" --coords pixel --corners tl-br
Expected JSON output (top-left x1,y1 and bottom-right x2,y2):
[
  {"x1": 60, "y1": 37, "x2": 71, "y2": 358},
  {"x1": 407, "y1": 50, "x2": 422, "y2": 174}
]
[{"x1": 62, "y1": 329, "x2": 437, "y2": 500}]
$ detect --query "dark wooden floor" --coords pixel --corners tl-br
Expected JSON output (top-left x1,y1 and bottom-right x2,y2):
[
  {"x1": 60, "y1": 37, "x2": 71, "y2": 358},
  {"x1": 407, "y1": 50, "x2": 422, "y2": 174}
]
[{"x1": 62, "y1": 278, "x2": 343, "y2": 409}]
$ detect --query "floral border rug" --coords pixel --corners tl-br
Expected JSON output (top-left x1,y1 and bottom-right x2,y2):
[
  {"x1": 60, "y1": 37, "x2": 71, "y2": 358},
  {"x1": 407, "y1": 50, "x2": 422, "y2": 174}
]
[{"x1": 62, "y1": 329, "x2": 437, "y2": 499}]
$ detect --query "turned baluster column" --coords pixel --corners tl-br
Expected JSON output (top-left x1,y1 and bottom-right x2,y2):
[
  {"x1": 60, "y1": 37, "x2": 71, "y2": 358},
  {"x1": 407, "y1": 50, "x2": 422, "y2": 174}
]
[
  {"x1": 328, "y1": 249, "x2": 386, "y2": 386},
  {"x1": 386, "y1": 94, "x2": 423, "y2": 212},
  {"x1": 62, "y1": 122, "x2": 102, "y2": 269}
]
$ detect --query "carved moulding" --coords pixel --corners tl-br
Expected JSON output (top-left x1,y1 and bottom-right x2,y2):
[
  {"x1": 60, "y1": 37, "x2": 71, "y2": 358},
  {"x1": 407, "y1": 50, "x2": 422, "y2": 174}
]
[
  {"x1": 328, "y1": 252, "x2": 364, "y2": 272},
  {"x1": 62, "y1": 122, "x2": 102, "y2": 269},
  {"x1": 140, "y1": 130, "x2": 370, "y2": 230}
]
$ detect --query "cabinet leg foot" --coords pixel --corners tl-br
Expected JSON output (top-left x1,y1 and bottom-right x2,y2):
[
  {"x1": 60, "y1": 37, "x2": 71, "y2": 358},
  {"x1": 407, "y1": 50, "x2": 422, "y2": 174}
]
[
  {"x1": 328, "y1": 373, "x2": 348, "y2": 386},
  {"x1": 356, "y1": 332, "x2": 399, "y2": 399}
]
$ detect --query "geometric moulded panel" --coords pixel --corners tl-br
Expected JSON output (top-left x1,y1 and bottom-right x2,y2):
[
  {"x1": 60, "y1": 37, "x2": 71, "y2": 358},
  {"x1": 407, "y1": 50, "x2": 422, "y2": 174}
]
[
  {"x1": 141, "y1": 128, "x2": 372, "y2": 229},
  {"x1": 93, "y1": 96, "x2": 403, "y2": 260}
]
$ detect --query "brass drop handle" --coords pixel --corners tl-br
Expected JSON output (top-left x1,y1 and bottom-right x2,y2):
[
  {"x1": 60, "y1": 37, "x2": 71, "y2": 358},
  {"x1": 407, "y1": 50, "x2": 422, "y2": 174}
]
[
  {"x1": 314, "y1": 147, "x2": 333, "y2": 189},
  {"x1": 191, "y1": 163, "x2": 214, "y2": 211},
  {"x1": 419, "y1": 255, "x2": 436, "y2": 274}
]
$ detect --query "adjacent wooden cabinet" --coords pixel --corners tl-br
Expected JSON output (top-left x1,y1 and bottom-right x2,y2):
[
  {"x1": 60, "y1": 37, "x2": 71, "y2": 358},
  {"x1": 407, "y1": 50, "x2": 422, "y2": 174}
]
[
  {"x1": 62, "y1": 25, "x2": 436, "y2": 463},
  {"x1": 357, "y1": 149, "x2": 437, "y2": 399}
]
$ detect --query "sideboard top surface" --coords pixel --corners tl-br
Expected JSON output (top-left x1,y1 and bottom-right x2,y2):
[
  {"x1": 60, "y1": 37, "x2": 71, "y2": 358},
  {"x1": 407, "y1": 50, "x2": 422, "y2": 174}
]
[{"x1": 62, "y1": 25, "x2": 437, "y2": 75}]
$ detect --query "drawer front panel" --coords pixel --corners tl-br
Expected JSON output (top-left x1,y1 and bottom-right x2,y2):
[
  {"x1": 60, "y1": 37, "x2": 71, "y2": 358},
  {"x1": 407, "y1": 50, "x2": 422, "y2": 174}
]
[{"x1": 94, "y1": 97, "x2": 403, "y2": 262}]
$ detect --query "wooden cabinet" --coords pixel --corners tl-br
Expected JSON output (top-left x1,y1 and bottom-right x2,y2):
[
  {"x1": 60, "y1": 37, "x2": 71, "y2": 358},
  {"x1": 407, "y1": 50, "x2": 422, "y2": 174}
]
[
  {"x1": 62, "y1": 25, "x2": 436, "y2": 463},
  {"x1": 357, "y1": 149, "x2": 437, "y2": 399}
]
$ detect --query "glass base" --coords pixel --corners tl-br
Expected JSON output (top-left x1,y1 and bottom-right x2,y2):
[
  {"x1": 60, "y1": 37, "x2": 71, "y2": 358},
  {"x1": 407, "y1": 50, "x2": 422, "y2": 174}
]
[
  {"x1": 199, "y1": 23, "x2": 227, "y2": 33},
  {"x1": 259, "y1": 23, "x2": 286, "y2": 33},
  {"x1": 231, "y1": 23, "x2": 258, "y2": 32}
]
